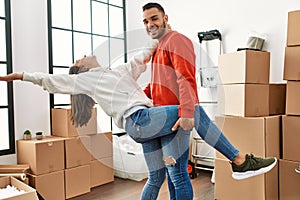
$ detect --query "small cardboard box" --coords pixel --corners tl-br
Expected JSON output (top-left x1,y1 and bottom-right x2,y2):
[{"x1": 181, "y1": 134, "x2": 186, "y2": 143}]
[
  {"x1": 279, "y1": 159, "x2": 300, "y2": 200},
  {"x1": 17, "y1": 136, "x2": 65, "y2": 175},
  {"x1": 51, "y1": 107, "x2": 97, "y2": 137},
  {"x1": 214, "y1": 158, "x2": 278, "y2": 200},
  {"x1": 283, "y1": 46, "x2": 300, "y2": 80},
  {"x1": 90, "y1": 132, "x2": 112, "y2": 160},
  {"x1": 269, "y1": 83, "x2": 286, "y2": 115},
  {"x1": 287, "y1": 10, "x2": 300, "y2": 46},
  {"x1": 28, "y1": 170, "x2": 65, "y2": 200},
  {"x1": 282, "y1": 115, "x2": 300, "y2": 162},
  {"x1": 0, "y1": 176, "x2": 39, "y2": 200},
  {"x1": 90, "y1": 157, "x2": 114, "y2": 188},
  {"x1": 65, "y1": 136, "x2": 91, "y2": 169},
  {"x1": 218, "y1": 50, "x2": 270, "y2": 84},
  {"x1": 215, "y1": 115, "x2": 280, "y2": 159},
  {"x1": 64, "y1": 165, "x2": 90, "y2": 199},
  {"x1": 218, "y1": 84, "x2": 269, "y2": 117},
  {"x1": 286, "y1": 81, "x2": 300, "y2": 115}
]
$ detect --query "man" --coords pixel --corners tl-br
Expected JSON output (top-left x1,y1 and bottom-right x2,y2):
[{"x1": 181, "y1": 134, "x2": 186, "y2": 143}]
[{"x1": 140, "y1": 2, "x2": 276, "y2": 200}]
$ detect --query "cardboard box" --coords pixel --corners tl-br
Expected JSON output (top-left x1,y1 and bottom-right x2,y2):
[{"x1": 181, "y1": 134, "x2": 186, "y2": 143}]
[
  {"x1": 269, "y1": 83, "x2": 286, "y2": 115},
  {"x1": 279, "y1": 159, "x2": 300, "y2": 200},
  {"x1": 218, "y1": 50, "x2": 270, "y2": 84},
  {"x1": 90, "y1": 157, "x2": 114, "y2": 188},
  {"x1": 214, "y1": 158, "x2": 278, "y2": 200},
  {"x1": 286, "y1": 81, "x2": 300, "y2": 115},
  {"x1": 0, "y1": 176, "x2": 39, "y2": 200},
  {"x1": 283, "y1": 46, "x2": 300, "y2": 80},
  {"x1": 287, "y1": 10, "x2": 300, "y2": 46},
  {"x1": 282, "y1": 115, "x2": 300, "y2": 162},
  {"x1": 51, "y1": 107, "x2": 97, "y2": 137},
  {"x1": 64, "y1": 165, "x2": 90, "y2": 199},
  {"x1": 90, "y1": 132, "x2": 112, "y2": 160},
  {"x1": 28, "y1": 170, "x2": 64, "y2": 200},
  {"x1": 65, "y1": 136, "x2": 91, "y2": 169},
  {"x1": 17, "y1": 136, "x2": 65, "y2": 175},
  {"x1": 215, "y1": 115, "x2": 280, "y2": 159},
  {"x1": 218, "y1": 84, "x2": 269, "y2": 117}
]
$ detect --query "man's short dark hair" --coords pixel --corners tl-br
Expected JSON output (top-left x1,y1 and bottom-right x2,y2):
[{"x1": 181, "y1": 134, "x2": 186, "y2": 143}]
[{"x1": 143, "y1": 2, "x2": 165, "y2": 14}]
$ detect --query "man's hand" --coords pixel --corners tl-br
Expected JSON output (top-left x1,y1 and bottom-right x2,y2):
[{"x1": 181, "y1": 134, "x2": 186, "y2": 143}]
[
  {"x1": 0, "y1": 73, "x2": 23, "y2": 82},
  {"x1": 172, "y1": 117, "x2": 194, "y2": 131}
]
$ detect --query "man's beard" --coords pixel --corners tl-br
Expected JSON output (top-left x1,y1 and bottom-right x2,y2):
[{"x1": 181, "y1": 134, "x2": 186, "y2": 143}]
[{"x1": 149, "y1": 21, "x2": 167, "y2": 39}]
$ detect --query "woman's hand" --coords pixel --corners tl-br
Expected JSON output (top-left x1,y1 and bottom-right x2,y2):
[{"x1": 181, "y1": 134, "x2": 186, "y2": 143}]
[{"x1": 0, "y1": 73, "x2": 23, "y2": 82}]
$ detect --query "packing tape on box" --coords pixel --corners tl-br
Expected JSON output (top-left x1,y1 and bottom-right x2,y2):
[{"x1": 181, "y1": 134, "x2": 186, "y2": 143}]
[{"x1": 0, "y1": 173, "x2": 26, "y2": 181}]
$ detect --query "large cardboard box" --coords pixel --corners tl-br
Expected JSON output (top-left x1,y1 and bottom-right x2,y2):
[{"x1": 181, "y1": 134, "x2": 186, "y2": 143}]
[
  {"x1": 90, "y1": 157, "x2": 114, "y2": 188},
  {"x1": 279, "y1": 159, "x2": 300, "y2": 200},
  {"x1": 286, "y1": 81, "x2": 300, "y2": 115},
  {"x1": 214, "y1": 158, "x2": 278, "y2": 200},
  {"x1": 65, "y1": 136, "x2": 91, "y2": 169},
  {"x1": 0, "y1": 176, "x2": 39, "y2": 200},
  {"x1": 218, "y1": 84, "x2": 269, "y2": 117},
  {"x1": 287, "y1": 10, "x2": 300, "y2": 46},
  {"x1": 215, "y1": 115, "x2": 280, "y2": 159},
  {"x1": 282, "y1": 115, "x2": 300, "y2": 162},
  {"x1": 218, "y1": 50, "x2": 270, "y2": 84},
  {"x1": 17, "y1": 136, "x2": 65, "y2": 175},
  {"x1": 28, "y1": 170, "x2": 65, "y2": 200},
  {"x1": 283, "y1": 46, "x2": 300, "y2": 80},
  {"x1": 90, "y1": 132, "x2": 112, "y2": 160},
  {"x1": 269, "y1": 83, "x2": 286, "y2": 115},
  {"x1": 51, "y1": 107, "x2": 97, "y2": 137},
  {"x1": 64, "y1": 165, "x2": 90, "y2": 199}
]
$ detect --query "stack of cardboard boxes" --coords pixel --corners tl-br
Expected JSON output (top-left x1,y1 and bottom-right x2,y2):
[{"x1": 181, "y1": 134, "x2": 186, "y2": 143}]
[
  {"x1": 17, "y1": 107, "x2": 114, "y2": 200},
  {"x1": 213, "y1": 47, "x2": 286, "y2": 198},
  {"x1": 281, "y1": 9, "x2": 300, "y2": 200}
]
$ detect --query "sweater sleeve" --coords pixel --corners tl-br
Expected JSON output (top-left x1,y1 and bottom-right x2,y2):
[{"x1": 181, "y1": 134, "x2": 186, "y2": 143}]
[
  {"x1": 23, "y1": 72, "x2": 84, "y2": 95},
  {"x1": 127, "y1": 39, "x2": 158, "y2": 80},
  {"x1": 168, "y1": 35, "x2": 198, "y2": 118}
]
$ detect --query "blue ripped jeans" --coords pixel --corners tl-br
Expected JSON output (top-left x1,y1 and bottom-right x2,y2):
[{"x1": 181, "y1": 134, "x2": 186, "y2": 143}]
[{"x1": 125, "y1": 104, "x2": 239, "y2": 200}]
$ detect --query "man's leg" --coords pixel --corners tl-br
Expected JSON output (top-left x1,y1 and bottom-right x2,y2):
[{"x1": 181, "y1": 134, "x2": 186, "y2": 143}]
[
  {"x1": 161, "y1": 129, "x2": 193, "y2": 200},
  {"x1": 141, "y1": 138, "x2": 166, "y2": 200}
]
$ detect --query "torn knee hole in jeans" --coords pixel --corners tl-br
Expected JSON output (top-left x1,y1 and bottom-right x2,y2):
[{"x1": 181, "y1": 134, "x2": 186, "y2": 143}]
[{"x1": 163, "y1": 156, "x2": 176, "y2": 165}]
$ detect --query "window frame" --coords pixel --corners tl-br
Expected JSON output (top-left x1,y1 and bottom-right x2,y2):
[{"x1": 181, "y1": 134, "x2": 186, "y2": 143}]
[
  {"x1": 47, "y1": 0, "x2": 127, "y2": 132},
  {"x1": 0, "y1": 0, "x2": 15, "y2": 156}
]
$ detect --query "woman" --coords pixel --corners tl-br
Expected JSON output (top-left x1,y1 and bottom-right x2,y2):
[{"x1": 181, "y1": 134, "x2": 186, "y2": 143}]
[{"x1": 0, "y1": 41, "x2": 276, "y2": 185}]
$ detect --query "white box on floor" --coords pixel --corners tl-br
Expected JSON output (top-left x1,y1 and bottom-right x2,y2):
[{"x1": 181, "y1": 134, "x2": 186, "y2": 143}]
[{"x1": 113, "y1": 134, "x2": 148, "y2": 181}]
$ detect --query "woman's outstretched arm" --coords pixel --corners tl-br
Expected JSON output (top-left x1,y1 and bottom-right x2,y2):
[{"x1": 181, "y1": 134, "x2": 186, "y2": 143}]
[{"x1": 0, "y1": 72, "x2": 23, "y2": 82}]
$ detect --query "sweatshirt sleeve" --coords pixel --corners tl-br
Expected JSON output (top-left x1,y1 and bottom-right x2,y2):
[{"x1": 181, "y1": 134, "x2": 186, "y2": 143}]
[
  {"x1": 23, "y1": 72, "x2": 83, "y2": 95},
  {"x1": 127, "y1": 39, "x2": 158, "y2": 80},
  {"x1": 168, "y1": 34, "x2": 198, "y2": 118}
]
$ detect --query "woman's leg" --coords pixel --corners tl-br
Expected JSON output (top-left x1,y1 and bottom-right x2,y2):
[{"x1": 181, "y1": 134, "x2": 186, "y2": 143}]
[
  {"x1": 125, "y1": 105, "x2": 238, "y2": 161},
  {"x1": 125, "y1": 106, "x2": 180, "y2": 143},
  {"x1": 194, "y1": 105, "x2": 239, "y2": 160},
  {"x1": 141, "y1": 138, "x2": 166, "y2": 200}
]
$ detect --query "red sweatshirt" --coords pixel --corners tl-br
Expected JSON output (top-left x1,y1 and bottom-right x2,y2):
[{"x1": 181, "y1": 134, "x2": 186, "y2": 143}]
[{"x1": 144, "y1": 31, "x2": 199, "y2": 118}]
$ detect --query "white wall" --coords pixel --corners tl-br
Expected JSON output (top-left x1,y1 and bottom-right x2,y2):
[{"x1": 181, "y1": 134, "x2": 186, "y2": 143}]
[
  {"x1": 0, "y1": 0, "x2": 49, "y2": 164},
  {"x1": 126, "y1": 0, "x2": 300, "y2": 83}
]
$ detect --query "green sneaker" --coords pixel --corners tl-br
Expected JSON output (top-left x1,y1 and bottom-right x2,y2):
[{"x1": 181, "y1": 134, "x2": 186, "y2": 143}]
[{"x1": 231, "y1": 154, "x2": 277, "y2": 180}]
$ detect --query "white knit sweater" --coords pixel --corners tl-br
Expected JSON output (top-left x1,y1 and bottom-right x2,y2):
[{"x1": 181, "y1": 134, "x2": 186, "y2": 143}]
[{"x1": 22, "y1": 42, "x2": 157, "y2": 128}]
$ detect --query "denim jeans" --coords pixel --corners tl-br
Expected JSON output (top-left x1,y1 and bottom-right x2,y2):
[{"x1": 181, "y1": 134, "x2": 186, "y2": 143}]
[{"x1": 125, "y1": 104, "x2": 239, "y2": 199}]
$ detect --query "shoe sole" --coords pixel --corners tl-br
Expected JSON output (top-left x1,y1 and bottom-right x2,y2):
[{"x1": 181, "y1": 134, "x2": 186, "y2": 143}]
[{"x1": 232, "y1": 157, "x2": 277, "y2": 180}]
